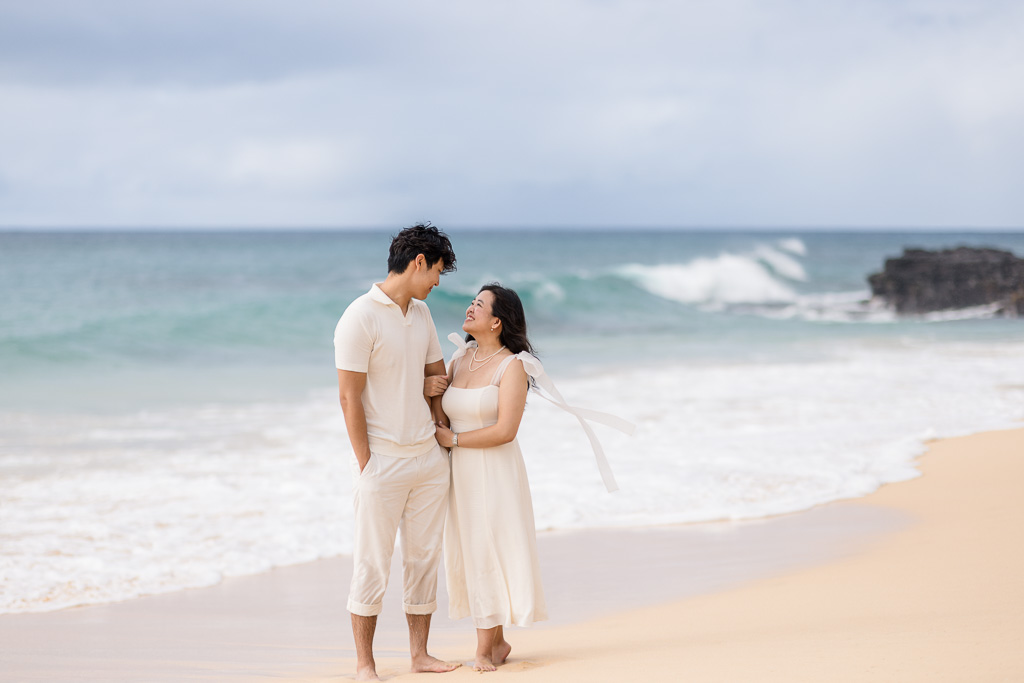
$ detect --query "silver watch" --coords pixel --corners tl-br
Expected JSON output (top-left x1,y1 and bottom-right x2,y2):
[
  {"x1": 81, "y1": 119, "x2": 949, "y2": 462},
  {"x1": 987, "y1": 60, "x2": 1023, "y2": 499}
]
[{"x1": 452, "y1": 432, "x2": 459, "y2": 447}]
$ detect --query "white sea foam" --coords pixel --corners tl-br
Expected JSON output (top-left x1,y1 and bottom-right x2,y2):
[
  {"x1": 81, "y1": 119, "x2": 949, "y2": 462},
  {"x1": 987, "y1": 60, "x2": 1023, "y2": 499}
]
[
  {"x1": 524, "y1": 341, "x2": 1024, "y2": 530},
  {"x1": 0, "y1": 402, "x2": 353, "y2": 614},
  {"x1": 617, "y1": 253, "x2": 798, "y2": 306},
  {"x1": 510, "y1": 272, "x2": 568, "y2": 302},
  {"x1": 919, "y1": 303, "x2": 1005, "y2": 321},
  {"x1": 614, "y1": 239, "x2": 1004, "y2": 324},
  {"x1": 444, "y1": 273, "x2": 568, "y2": 303},
  {"x1": 754, "y1": 244, "x2": 808, "y2": 281},
  {"x1": 747, "y1": 292, "x2": 1006, "y2": 324},
  {"x1": 615, "y1": 243, "x2": 812, "y2": 308},
  {"x1": 2, "y1": 339, "x2": 1023, "y2": 614},
  {"x1": 777, "y1": 237, "x2": 808, "y2": 256}
]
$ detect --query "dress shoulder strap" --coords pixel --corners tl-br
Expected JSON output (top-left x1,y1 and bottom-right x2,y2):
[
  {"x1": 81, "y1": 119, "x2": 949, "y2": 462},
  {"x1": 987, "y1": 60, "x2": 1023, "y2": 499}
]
[
  {"x1": 490, "y1": 354, "x2": 519, "y2": 386},
  {"x1": 446, "y1": 332, "x2": 634, "y2": 494},
  {"x1": 447, "y1": 338, "x2": 474, "y2": 381}
]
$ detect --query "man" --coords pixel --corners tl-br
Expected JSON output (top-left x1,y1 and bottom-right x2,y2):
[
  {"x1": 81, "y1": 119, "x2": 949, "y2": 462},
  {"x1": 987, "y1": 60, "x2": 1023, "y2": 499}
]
[{"x1": 334, "y1": 223, "x2": 459, "y2": 680}]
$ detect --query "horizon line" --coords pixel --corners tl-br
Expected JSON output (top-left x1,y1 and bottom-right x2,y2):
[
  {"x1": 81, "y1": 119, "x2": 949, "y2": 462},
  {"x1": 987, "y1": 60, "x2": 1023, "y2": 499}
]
[{"x1": 2, "y1": 224, "x2": 1023, "y2": 233}]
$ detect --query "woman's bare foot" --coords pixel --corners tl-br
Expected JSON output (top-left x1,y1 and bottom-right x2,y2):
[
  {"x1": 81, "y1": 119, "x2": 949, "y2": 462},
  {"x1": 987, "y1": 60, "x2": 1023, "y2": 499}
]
[
  {"x1": 411, "y1": 654, "x2": 461, "y2": 674},
  {"x1": 492, "y1": 639, "x2": 511, "y2": 666},
  {"x1": 473, "y1": 654, "x2": 497, "y2": 672}
]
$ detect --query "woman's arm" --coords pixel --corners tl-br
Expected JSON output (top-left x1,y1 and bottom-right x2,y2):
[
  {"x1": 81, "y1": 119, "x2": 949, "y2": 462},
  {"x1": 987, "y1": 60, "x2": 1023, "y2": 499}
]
[
  {"x1": 424, "y1": 359, "x2": 449, "y2": 427},
  {"x1": 435, "y1": 358, "x2": 529, "y2": 449}
]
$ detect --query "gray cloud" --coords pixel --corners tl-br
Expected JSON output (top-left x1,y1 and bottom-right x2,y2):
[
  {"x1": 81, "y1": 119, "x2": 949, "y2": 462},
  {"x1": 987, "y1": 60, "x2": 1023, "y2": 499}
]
[
  {"x1": 0, "y1": 1, "x2": 389, "y2": 86},
  {"x1": 0, "y1": 0, "x2": 1022, "y2": 227}
]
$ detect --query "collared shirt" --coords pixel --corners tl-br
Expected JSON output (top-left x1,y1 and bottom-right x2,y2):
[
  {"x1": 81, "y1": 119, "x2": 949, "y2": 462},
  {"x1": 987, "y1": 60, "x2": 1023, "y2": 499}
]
[{"x1": 334, "y1": 283, "x2": 444, "y2": 458}]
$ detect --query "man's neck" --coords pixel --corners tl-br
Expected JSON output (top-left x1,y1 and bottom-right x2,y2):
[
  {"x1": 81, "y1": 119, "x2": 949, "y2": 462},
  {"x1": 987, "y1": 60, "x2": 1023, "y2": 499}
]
[{"x1": 378, "y1": 274, "x2": 414, "y2": 315}]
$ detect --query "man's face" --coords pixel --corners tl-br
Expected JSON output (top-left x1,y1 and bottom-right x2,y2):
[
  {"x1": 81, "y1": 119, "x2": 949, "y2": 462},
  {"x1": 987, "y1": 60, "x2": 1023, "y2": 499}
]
[{"x1": 414, "y1": 257, "x2": 446, "y2": 300}]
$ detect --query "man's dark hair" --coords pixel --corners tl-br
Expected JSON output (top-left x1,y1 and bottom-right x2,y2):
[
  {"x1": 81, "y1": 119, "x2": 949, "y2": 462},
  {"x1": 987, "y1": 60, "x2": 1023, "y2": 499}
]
[{"x1": 387, "y1": 223, "x2": 457, "y2": 274}]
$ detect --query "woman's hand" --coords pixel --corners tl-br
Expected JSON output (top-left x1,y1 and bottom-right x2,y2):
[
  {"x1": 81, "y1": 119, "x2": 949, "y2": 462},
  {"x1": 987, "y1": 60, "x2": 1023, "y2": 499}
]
[
  {"x1": 434, "y1": 421, "x2": 455, "y2": 448},
  {"x1": 423, "y1": 374, "x2": 449, "y2": 399}
]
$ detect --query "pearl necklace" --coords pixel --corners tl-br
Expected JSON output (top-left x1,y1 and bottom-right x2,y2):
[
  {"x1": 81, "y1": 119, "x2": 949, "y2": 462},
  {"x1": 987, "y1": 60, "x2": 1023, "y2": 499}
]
[{"x1": 468, "y1": 346, "x2": 506, "y2": 372}]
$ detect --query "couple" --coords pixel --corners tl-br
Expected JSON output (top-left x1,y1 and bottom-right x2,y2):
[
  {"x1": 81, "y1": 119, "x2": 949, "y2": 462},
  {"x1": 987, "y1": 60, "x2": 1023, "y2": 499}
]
[
  {"x1": 335, "y1": 224, "x2": 627, "y2": 680},
  {"x1": 333, "y1": 223, "x2": 543, "y2": 679}
]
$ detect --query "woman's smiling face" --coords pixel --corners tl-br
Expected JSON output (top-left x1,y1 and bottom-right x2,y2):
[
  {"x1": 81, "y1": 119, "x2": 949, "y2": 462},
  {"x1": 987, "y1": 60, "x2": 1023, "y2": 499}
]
[{"x1": 463, "y1": 289, "x2": 498, "y2": 335}]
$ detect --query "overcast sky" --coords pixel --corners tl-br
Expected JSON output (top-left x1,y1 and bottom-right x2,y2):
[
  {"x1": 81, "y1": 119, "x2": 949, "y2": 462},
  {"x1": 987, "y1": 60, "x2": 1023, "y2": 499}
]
[{"x1": 1, "y1": 1, "x2": 1022, "y2": 229}]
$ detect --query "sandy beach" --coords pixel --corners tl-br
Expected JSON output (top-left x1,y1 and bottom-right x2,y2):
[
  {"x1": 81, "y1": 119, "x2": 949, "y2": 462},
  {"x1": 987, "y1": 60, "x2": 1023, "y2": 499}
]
[
  {"x1": 412, "y1": 427, "x2": 1024, "y2": 683},
  {"x1": 2, "y1": 427, "x2": 1021, "y2": 681}
]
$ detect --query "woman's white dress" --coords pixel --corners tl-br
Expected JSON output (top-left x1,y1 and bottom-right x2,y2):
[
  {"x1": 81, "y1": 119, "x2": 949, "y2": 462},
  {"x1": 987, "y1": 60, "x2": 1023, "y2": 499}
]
[{"x1": 442, "y1": 354, "x2": 547, "y2": 629}]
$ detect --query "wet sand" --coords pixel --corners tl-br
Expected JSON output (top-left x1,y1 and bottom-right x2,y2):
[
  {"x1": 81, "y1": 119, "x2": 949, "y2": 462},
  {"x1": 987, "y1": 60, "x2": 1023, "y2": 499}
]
[{"x1": 0, "y1": 485, "x2": 900, "y2": 680}]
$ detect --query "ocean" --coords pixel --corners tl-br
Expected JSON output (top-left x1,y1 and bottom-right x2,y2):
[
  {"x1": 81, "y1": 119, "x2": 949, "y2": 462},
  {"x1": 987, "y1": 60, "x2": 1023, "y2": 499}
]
[{"x1": 2, "y1": 228, "x2": 1024, "y2": 614}]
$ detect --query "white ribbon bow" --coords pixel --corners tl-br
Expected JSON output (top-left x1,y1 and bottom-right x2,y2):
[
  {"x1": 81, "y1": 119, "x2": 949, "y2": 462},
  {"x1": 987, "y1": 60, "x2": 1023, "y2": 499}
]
[{"x1": 447, "y1": 333, "x2": 633, "y2": 492}]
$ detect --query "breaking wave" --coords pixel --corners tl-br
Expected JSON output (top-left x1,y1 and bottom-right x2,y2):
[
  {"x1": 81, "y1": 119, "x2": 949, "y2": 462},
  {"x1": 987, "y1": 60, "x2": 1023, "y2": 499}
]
[{"x1": 614, "y1": 241, "x2": 807, "y2": 307}]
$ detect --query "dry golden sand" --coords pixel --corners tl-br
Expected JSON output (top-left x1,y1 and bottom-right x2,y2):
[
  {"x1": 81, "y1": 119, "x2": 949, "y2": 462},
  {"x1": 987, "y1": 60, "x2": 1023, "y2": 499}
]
[{"x1": 320, "y1": 427, "x2": 1024, "y2": 682}]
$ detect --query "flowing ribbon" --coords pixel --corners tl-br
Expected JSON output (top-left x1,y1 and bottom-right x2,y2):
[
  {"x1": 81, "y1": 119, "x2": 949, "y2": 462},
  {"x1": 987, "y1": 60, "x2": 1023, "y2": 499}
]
[{"x1": 447, "y1": 333, "x2": 632, "y2": 492}]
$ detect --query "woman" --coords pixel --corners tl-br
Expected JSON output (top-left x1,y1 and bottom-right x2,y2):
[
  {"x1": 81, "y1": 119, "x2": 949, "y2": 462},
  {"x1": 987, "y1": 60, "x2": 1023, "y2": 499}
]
[{"x1": 433, "y1": 283, "x2": 546, "y2": 671}]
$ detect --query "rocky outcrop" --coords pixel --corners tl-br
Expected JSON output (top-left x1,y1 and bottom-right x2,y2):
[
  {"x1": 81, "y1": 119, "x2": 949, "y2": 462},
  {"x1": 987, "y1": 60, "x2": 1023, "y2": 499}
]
[{"x1": 868, "y1": 246, "x2": 1024, "y2": 316}]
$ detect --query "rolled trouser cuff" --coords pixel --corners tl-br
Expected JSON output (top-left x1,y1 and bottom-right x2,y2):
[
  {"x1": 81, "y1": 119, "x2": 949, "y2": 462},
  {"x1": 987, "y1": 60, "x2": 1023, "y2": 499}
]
[
  {"x1": 404, "y1": 600, "x2": 437, "y2": 615},
  {"x1": 348, "y1": 599, "x2": 383, "y2": 617}
]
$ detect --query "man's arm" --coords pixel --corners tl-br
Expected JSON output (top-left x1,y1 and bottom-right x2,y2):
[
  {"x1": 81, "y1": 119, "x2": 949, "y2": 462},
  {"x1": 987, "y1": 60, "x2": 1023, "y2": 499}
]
[
  {"x1": 425, "y1": 359, "x2": 448, "y2": 427},
  {"x1": 337, "y1": 369, "x2": 371, "y2": 472},
  {"x1": 434, "y1": 359, "x2": 528, "y2": 449}
]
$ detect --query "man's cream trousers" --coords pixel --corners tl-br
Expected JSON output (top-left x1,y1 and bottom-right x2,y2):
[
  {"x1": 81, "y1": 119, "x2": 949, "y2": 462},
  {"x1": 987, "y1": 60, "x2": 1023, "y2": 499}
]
[{"x1": 348, "y1": 444, "x2": 450, "y2": 617}]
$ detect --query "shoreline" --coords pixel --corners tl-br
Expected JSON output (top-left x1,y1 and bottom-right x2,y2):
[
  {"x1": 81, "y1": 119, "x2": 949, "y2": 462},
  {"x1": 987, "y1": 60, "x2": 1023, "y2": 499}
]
[
  {"x1": 7, "y1": 330, "x2": 1024, "y2": 618},
  {"x1": 0, "y1": 482, "x2": 902, "y2": 680},
  {"x1": 2, "y1": 427, "x2": 1021, "y2": 680},
  {"x1": 391, "y1": 427, "x2": 1024, "y2": 681}
]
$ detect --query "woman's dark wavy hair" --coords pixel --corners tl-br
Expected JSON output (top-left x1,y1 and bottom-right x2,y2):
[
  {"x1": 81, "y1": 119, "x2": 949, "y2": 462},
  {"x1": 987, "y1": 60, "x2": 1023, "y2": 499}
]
[
  {"x1": 388, "y1": 222, "x2": 457, "y2": 274},
  {"x1": 466, "y1": 282, "x2": 536, "y2": 356}
]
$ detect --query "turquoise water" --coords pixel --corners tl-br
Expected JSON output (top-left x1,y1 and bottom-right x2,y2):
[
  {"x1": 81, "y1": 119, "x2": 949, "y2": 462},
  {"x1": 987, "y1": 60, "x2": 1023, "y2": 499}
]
[
  {"x1": 2, "y1": 228, "x2": 1024, "y2": 613},
  {"x1": 3, "y1": 229, "x2": 1024, "y2": 411}
]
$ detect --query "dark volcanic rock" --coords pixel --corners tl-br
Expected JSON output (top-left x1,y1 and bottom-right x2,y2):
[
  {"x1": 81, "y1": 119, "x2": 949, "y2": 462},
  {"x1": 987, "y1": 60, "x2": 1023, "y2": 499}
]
[{"x1": 868, "y1": 246, "x2": 1024, "y2": 316}]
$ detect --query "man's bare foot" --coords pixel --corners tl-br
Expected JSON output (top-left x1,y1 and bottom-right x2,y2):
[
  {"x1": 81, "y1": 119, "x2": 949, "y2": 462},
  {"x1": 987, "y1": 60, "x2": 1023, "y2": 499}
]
[
  {"x1": 411, "y1": 654, "x2": 461, "y2": 674},
  {"x1": 492, "y1": 639, "x2": 511, "y2": 666},
  {"x1": 473, "y1": 655, "x2": 497, "y2": 672},
  {"x1": 354, "y1": 663, "x2": 380, "y2": 681}
]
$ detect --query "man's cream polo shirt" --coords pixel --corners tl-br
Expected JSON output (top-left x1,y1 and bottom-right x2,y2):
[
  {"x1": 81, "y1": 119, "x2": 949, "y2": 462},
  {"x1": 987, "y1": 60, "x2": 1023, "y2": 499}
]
[{"x1": 334, "y1": 283, "x2": 444, "y2": 458}]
